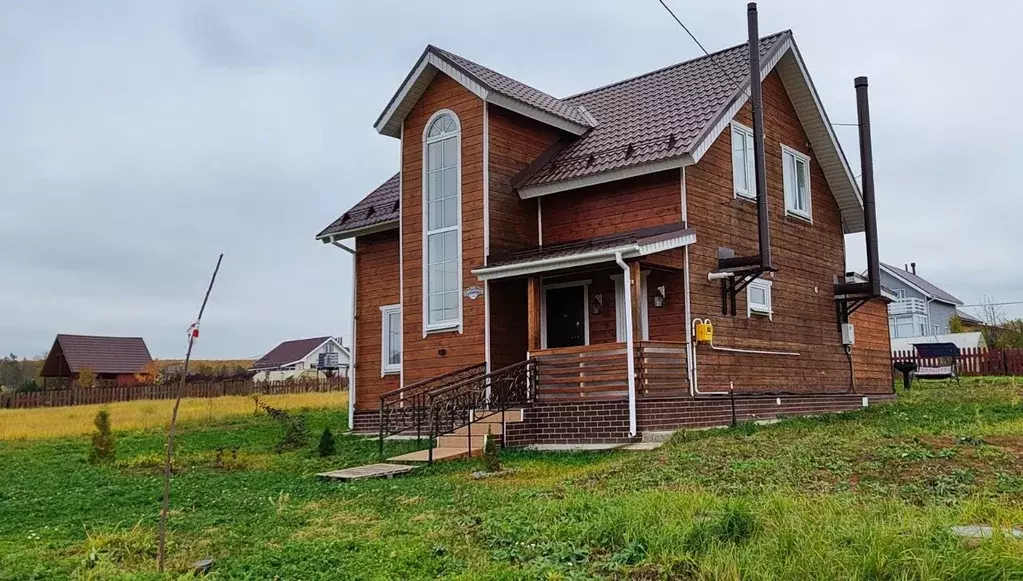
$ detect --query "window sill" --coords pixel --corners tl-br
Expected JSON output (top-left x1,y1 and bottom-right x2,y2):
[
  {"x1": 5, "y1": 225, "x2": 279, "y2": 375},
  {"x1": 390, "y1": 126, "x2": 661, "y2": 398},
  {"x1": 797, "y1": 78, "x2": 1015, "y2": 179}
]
[
  {"x1": 734, "y1": 193, "x2": 758, "y2": 204},
  {"x1": 784, "y1": 209, "x2": 813, "y2": 224},
  {"x1": 424, "y1": 323, "x2": 460, "y2": 335},
  {"x1": 382, "y1": 368, "x2": 401, "y2": 376},
  {"x1": 748, "y1": 310, "x2": 773, "y2": 320}
]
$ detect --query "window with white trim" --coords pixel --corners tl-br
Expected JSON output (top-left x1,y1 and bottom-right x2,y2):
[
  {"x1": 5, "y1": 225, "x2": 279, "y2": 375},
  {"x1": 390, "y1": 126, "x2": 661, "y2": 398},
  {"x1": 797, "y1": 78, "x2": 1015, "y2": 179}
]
[
  {"x1": 731, "y1": 122, "x2": 756, "y2": 200},
  {"x1": 893, "y1": 289, "x2": 907, "y2": 299},
  {"x1": 747, "y1": 278, "x2": 772, "y2": 319},
  {"x1": 423, "y1": 111, "x2": 461, "y2": 331},
  {"x1": 380, "y1": 304, "x2": 401, "y2": 375},
  {"x1": 782, "y1": 145, "x2": 812, "y2": 220},
  {"x1": 889, "y1": 314, "x2": 928, "y2": 338}
]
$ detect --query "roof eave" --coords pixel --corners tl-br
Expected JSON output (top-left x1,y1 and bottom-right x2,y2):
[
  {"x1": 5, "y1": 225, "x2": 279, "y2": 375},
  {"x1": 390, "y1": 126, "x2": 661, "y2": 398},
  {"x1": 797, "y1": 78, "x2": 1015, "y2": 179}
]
[
  {"x1": 316, "y1": 220, "x2": 399, "y2": 243},
  {"x1": 374, "y1": 49, "x2": 591, "y2": 139},
  {"x1": 517, "y1": 154, "x2": 694, "y2": 199},
  {"x1": 472, "y1": 230, "x2": 696, "y2": 281}
]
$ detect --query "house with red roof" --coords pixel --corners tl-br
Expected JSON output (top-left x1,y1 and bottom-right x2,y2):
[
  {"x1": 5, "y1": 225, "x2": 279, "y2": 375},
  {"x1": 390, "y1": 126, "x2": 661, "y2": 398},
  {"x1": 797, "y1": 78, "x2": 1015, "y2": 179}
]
[
  {"x1": 250, "y1": 336, "x2": 349, "y2": 382},
  {"x1": 39, "y1": 334, "x2": 153, "y2": 388},
  {"x1": 317, "y1": 17, "x2": 893, "y2": 458}
]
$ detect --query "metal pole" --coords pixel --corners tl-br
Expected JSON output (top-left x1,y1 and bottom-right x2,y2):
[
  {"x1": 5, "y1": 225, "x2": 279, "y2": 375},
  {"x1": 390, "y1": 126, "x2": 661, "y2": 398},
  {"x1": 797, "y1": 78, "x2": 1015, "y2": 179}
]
[
  {"x1": 855, "y1": 76, "x2": 881, "y2": 297},
  {"x1": 747, "y1": 2, "x2": 772, "y2": 269},
  {"x1": 157, "y1": 254, "x2": 223, "y2": 571}
]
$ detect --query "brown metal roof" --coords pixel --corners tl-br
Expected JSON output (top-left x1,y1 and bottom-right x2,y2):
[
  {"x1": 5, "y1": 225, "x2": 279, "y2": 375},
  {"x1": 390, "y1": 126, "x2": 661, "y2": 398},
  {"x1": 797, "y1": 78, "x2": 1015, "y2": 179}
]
[
  {"x1": 430, "y1": 46, "x2": 596, "y2": 129},
  {"x1": 316, "y1": 173, "x2": 399, "y2": 240},
  {"x1": 519, "y1": 32, "x2": 789, "y2": 188},
  {"x1": 41, "y1": 334, "x2": 153, "y2": 376},
  {"x1": 251, "y1": 336, "x2": 333, "y2": 370},
  {"x1": 320, "y1": 32, "x2": 801, "y2": 241}
]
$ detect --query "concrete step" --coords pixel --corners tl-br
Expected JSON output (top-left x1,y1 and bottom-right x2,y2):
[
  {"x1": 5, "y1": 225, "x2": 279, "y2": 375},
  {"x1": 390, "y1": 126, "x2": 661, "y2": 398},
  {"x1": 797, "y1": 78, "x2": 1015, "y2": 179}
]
[
  {"x1": 473, "y1": 409, "x2": 524, "y2": 423},
  {"x1": 437, "y1": 434, "x2": 486, "y2": 449},
  {"x1": 641, "y1": 430, "x2": 675, "y2": 443},
  {"x1": 450, "y1": 422, "x2": 502, "y2": 436},
  {"x1": 388, "y1": 447, "x2": 473, "y2": 463}
]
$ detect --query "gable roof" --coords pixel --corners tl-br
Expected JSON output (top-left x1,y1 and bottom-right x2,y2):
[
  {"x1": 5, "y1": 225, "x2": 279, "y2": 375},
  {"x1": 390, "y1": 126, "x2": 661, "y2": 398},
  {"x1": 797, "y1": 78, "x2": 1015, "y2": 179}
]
[
  {"x1": 251, "y1": 336, "x2": 341, "y2": 370},
  {"x1": 374, "y1": 45, "x2": 597, "y2": 138},
  {"x1": 321, "y1": 31, "x2": 865, "y2": 243},
  {"x1": 316, "y1": 173, "x2": 400, "y2": 240},
  {"x1": 956, "y1": 309, "x2": 983, "y2": 325},
  {"x1": 40, "y1": 334, "x2": 152, "y2": 376},
  {"x1": 880, "y1": 263, "x2": 963, "y2": 305}
]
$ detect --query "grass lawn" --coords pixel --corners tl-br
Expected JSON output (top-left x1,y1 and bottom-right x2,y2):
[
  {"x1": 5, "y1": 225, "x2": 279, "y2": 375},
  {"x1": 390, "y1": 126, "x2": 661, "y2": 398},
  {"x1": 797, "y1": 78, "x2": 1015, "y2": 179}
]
[{"x1": 2, "y1": 379, "x2": 1023, "y2": 579}]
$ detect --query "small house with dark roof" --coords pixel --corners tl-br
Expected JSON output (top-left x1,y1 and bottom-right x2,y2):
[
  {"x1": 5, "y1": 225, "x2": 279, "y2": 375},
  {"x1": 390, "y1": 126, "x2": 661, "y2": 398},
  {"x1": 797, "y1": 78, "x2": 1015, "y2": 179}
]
[
  {"x1": 40, "y1": 334, "x2": 153, "y2": 388},
  {"x1": 250, "y1": 336, "x2": 349, "y2": 382},
  {"x1": 315, "y1": 22, "x2": 893, "y2": 456}
]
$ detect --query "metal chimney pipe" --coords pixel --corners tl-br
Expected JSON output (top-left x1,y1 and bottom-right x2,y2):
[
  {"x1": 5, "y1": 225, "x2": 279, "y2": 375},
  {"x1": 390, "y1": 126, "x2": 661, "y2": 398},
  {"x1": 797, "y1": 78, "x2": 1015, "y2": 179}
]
[
  {"x1": 855, "y1": 76, "x2": 880, "y2": 297},
  {"x1": 911, "y1": 262, "x2": 916, "y2": 275},
  {"x1": 748, "y1": 2, "x2": 772, "y2": 269}
]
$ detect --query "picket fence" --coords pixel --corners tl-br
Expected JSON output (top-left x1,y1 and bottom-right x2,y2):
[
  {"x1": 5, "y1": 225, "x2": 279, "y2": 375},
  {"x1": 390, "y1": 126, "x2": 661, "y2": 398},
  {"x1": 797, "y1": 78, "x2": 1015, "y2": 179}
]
[
  {"x1": 892, "y1": 347, "x2": 1023, "y2": 377},
  {"x1": 0, "y1": 377, "x2": 348, "y2": 410}
]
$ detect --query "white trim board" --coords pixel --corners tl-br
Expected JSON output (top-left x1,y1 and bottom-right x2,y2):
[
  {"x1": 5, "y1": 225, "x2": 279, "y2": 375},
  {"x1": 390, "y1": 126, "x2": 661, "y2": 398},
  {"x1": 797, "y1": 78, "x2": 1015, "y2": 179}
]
[{"x1": 375, "y1": 49, "x2": 590, "y2": 139}]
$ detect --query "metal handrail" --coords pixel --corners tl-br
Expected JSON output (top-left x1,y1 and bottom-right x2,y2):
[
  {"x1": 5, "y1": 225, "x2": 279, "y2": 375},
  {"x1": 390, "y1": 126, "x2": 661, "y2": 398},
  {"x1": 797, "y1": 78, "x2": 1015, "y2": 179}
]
[
  {"x1": 426, "y1": 359, "x2": 537, "y2": 464},
  {"x1": 378, "y1": 361, "x2": 485, "y2": 458}
]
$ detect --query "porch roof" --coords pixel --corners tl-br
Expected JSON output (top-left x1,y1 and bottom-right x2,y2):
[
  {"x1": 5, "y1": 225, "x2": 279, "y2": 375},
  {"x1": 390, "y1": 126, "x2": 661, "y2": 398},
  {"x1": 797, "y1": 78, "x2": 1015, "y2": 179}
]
[{"x1": 472, "y1": 223, "x2": 695, "y2": 281}]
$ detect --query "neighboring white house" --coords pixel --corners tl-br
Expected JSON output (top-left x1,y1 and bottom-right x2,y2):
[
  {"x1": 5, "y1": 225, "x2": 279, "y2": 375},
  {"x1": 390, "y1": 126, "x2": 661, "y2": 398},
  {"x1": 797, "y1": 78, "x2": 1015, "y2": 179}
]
[{"x1": 251, "y1": 336, "x2": 350, "y2": 382}]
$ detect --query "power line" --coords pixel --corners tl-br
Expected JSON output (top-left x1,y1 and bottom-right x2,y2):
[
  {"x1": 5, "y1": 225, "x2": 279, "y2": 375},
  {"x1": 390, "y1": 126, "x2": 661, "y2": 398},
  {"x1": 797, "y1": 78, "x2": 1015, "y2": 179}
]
[
  {"x1": 654, "y1": 0, "x2": 859, "y2": 129},
  {"x1": 960, "y1": 301, "x2": 1023, "y2": 308}
]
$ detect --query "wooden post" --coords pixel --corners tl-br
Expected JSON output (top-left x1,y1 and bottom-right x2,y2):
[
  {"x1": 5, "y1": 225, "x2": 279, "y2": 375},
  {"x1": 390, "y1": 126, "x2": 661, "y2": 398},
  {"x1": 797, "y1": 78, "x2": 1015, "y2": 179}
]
[
  {"x1": 630, "y1": 262, "x2": 643, "y2": 341},
  {"x1": 527, "y1": 276, "x2": 541, "y2": 352}
]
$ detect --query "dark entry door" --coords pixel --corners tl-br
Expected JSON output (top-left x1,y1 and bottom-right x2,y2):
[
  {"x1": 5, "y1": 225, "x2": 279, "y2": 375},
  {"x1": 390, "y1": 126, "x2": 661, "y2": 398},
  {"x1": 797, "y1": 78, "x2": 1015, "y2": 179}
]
[{"x1": 545, "y1": 286, "x2": 586, "y2": 349}]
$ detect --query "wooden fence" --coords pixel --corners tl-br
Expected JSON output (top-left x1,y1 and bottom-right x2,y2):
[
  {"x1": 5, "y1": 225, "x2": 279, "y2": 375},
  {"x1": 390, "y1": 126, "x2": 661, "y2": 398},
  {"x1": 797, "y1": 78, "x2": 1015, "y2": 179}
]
[
  {"x1": 0, "y1": 377, "x2": 348, "y2": 410},
  {"x1": 892, "y1": 347, "x2": 1023, "y2": 376}
]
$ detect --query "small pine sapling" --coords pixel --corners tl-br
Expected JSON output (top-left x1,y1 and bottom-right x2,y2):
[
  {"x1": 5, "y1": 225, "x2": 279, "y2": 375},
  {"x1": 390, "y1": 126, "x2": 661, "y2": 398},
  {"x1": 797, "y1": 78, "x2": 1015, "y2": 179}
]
[
  {"x1": 482, "y1": 425, "x2": 501, "y2": 473},
  {"x1": 318, "y1": 426, "x2": 336, "y2": 457},
  {"x1": 89, "y1": 410, "x2": 116, "y2": 463}
]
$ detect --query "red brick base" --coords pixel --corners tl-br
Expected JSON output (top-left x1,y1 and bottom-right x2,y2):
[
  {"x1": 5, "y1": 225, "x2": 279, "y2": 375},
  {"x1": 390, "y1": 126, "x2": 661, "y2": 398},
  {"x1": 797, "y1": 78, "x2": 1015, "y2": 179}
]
[
  {"x1": 503, "y1": 393, "x2": 896, "y2": 447},
  {"x1": 354, "y1": 393, "x2": 896, "y2": 445}
]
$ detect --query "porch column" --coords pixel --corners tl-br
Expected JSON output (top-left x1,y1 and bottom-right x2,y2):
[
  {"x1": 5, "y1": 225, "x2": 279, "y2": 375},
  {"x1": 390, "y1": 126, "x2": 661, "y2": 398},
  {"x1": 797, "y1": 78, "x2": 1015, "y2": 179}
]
[
  {"x1": 527, "y1": 276, "x2": 541, "y2": 353},
  {"x1": 630, "y1": 262, "x2": 643, "y2": 342}
]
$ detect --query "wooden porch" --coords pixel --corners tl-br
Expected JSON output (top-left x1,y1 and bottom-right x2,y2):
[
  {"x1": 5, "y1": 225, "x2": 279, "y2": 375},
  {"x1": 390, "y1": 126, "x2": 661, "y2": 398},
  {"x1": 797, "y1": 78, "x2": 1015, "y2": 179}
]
[{"x1": 530, "y1": 341, "x2": 688, "y2": 401}]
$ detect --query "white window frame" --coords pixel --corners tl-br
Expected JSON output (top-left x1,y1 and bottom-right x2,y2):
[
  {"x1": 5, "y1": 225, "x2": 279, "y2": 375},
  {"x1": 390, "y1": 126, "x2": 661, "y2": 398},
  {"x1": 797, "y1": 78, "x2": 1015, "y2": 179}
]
[
  {"x1": 781, "y1": 144, "x2": 813, "y2": 222},
  {"x1": 890, "y1": 313, "x2": 928, "y2": 339},
  {"x1": 421, "y1": 109, "x2": 463, "y2": 335},
  {"x1": 612, "y1": 272, "x2": 650, "y2": 342},
  {"x1": 731, "y1": 121, "x2": 756, "y2": 201},
  {"x1": 380, "y1": 304, "x2": 401, "y2": 376},
  {"x1": 539, "y1": 280, "x2": 590, "y2": 350},
  {"x1": 747, "y1": 278, "x2": 773, "y2": 320},
  {"x1": 893, "y1": 289, "x2": 907, "y2": 299}
]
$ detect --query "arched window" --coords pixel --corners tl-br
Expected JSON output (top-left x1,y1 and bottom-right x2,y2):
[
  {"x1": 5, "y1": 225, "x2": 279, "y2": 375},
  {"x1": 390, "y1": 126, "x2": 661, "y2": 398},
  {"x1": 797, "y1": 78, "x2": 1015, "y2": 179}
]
[{"x1": 423, "y1": 111, "x2": 461, "y2": 331}]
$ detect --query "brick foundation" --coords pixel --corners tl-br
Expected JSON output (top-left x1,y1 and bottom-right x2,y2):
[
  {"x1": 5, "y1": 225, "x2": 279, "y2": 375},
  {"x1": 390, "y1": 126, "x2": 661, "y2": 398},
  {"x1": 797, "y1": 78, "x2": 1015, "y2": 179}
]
[{"x1": 503, "y1": 392, "x2": 895, "y2": 447}]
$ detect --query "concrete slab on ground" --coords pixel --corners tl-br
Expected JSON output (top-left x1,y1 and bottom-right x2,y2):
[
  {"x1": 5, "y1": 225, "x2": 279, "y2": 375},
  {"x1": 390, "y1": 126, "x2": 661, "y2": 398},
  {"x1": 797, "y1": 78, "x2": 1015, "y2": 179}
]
[
  {"x1": 316, "y1": 463, "x2": 417, "y2": 481},
  {"x1": 525, "y1": 442, "x2": 664, "y2": 452}
]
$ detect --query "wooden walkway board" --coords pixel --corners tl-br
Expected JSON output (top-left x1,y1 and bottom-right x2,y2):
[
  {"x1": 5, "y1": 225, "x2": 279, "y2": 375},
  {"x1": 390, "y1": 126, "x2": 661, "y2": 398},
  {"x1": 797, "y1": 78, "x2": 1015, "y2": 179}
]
[{"x1": 316, "y1": 463, "x2": 416, "y2": 481}]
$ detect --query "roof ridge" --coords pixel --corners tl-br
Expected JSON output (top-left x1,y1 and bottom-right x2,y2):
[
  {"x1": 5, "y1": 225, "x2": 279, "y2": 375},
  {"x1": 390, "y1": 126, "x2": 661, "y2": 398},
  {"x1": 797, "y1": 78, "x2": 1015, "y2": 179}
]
[
  {"x1": 57, "y1": 333, "x2": 145, "y2": 340},
  {"x1": 564, "y1": 30, "x2": 790, "y2": 101}
]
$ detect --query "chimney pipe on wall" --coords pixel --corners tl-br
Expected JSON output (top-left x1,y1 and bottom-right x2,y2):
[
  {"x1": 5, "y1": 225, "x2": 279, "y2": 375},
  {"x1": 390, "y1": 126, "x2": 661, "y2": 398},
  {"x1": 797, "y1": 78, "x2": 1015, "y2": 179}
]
[
  {"x1": 855, "y1": 76, "x2": 880, "y2": 297},
  {"x1": 748, "y1": 2, "x2": 772, "y2": 270},
  {"x1": 911, "y1": 262, "x2": 916, "y2": 275}
]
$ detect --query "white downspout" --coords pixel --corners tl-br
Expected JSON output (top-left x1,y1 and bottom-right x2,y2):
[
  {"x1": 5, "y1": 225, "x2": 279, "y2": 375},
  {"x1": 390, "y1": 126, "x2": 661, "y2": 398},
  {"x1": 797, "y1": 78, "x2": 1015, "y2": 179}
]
[
  {"x1": 615, "y1": 251, "x2": 637, "y2": 438},
  {"x1": 680, "y1": 167, "x2": 695, "y2": 396},
  {"x1": 332, "y1": 240, "x2": 357, "y2": 430}
]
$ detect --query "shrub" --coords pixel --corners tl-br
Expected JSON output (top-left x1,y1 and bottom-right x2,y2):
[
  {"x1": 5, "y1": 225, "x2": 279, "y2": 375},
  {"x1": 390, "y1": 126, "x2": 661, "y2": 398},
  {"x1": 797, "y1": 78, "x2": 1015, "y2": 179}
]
[
  {"x1": 318, "y1": 427, "x2": 336, "y2": 457},
  {"x1": 17, "y1": 379, "x2": 40, "y2": 393},
  {"x1": 482, "y1": 426, "x2": 501, "y2": 473},
  {"x1": 77, "y1": 366, "x2": 97, "y2": 389},
  {"x1": 89, "y1": 410, "x2": 115, "y2": 463},
  {"x1": 257, "y1": 401, "x2": 307, "y2": 452}
]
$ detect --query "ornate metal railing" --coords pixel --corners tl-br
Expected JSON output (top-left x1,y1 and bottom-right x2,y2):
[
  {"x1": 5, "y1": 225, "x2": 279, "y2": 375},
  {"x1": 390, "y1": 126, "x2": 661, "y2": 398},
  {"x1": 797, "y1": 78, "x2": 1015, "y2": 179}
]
[
  {"x1": 378, "y1": 361, "x2": 486, "y2": 458},
  {"x1": 426, "y1": 359, "x2": 537, "y2": 463}
]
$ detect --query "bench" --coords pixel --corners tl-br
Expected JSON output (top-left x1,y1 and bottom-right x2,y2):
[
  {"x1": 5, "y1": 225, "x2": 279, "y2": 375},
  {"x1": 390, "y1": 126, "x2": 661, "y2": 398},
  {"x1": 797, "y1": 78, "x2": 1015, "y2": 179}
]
[{"x1": 912, "y1": 342, "x2": 961, "y2": 387}]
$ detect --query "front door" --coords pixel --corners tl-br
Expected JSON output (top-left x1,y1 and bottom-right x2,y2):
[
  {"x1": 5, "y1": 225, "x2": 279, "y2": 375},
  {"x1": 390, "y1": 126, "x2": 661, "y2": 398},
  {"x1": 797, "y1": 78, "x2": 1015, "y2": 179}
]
[{"x1": 545, "y1": 285, "x2": 587, "y2": 349}]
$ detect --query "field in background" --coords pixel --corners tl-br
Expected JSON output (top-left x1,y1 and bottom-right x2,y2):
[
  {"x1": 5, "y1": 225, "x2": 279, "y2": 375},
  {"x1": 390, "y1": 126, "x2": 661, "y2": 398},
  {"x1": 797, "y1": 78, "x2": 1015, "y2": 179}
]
[
  {"x1": 0, "y1": 390, "x2": 348, "y2": 440},
  {"x1": 2, "y1": 378, "x2": 1023, "y2": 579}
]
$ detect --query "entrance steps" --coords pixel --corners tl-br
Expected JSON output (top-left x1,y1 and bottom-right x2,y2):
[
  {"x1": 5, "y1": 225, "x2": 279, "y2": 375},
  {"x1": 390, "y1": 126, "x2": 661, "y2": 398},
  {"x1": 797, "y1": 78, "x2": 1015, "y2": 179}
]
[{"x1": 387, "y1": 409, "x2": 523, "y2": 463}]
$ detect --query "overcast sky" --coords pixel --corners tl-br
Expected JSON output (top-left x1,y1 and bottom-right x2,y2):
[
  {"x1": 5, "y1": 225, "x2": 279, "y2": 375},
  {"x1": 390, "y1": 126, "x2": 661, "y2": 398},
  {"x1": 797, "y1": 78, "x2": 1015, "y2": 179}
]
[{"x1": 2, "y1": 0, "x2": 1020, "y2": 359}]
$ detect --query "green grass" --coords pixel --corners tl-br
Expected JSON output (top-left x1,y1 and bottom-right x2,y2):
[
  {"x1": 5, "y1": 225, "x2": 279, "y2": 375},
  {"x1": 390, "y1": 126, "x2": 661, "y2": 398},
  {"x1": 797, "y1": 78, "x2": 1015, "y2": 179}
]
[{"x1": 3, "y1": 378, "x2": 1023, "y2": 579}]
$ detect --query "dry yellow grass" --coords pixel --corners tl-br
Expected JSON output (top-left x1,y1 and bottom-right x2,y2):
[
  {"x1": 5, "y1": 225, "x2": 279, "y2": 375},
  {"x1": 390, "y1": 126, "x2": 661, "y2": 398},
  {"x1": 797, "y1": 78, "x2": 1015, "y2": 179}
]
[{"x1": 0, "y1": 391, "x2": 348, "y2": 441}]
